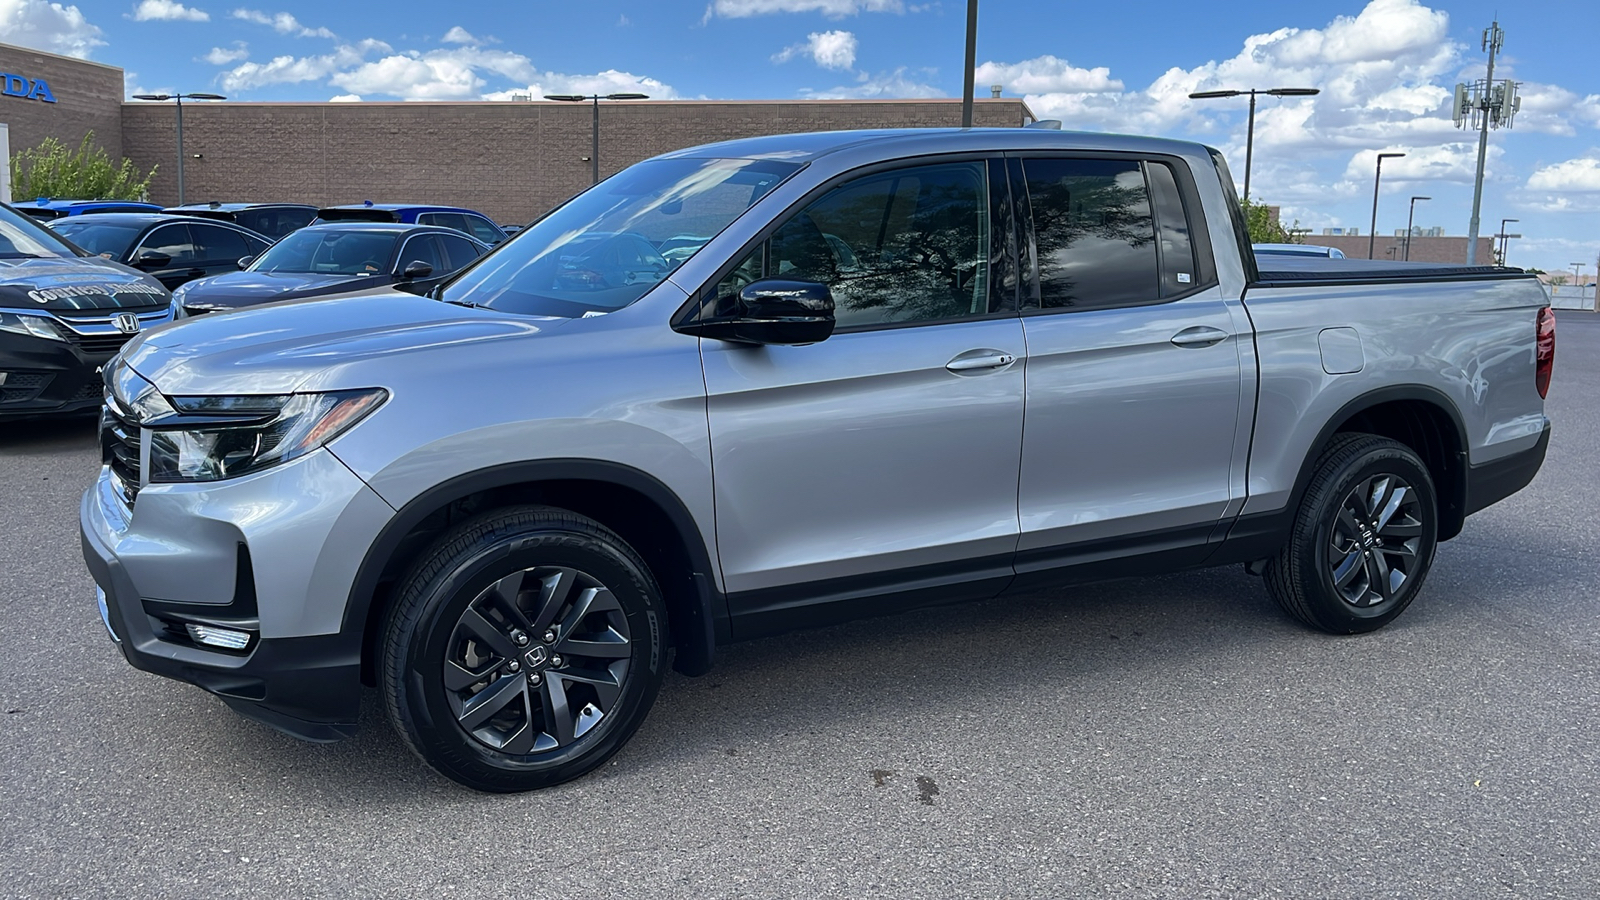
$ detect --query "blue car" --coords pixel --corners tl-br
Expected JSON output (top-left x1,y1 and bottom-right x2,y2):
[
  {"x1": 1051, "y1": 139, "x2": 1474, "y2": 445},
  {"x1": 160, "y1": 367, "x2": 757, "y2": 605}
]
[
  {"x1": 162, "y1": 202, "x2": 318, "y2": 241},
  {"x1": 172, "y1": 222, "x2": 490, "y2": 315},
  {"x1": 313, "y1": 201, "x2": 507, "y2": 245},
  {"x1": 13, "y1": 198, "x2": 164, "y2": 220}
]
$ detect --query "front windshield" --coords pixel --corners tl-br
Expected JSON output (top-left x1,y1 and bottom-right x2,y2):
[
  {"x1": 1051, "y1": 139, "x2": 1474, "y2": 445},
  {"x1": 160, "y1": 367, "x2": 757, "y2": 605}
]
[
  {"x1": 48, "y1": 219, "x2": 143, "y2": 259},
  {"x1": 441, "y1": 157, "x2": 800, "y2": 317},
  {"x1": 249, "y1": 229, "x2": 399, "y2": 275},
  {"x1": 0, "y1": 204, "x2": 85, "y2": 258}
]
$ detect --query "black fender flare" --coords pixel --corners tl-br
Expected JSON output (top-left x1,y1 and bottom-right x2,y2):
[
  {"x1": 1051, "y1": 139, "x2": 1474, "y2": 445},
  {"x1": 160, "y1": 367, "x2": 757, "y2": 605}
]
[{"x1": 343, "y1": 459, "x2": 724, "y2": 677}]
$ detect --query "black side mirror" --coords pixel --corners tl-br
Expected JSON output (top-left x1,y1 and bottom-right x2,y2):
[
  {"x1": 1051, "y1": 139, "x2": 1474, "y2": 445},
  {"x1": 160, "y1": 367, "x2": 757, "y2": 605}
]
[
  {"x1": 133, "y1": 249, "x2": 171, "y2": 270},
  {"x1": 237, "y1": 256, "x2": 253, "y2": 270},
  {"x1": 400, "y1": 260, "x2": 433, "y2": 281},
  {"x1": 683, "y1": 278, "x2": 835, "y2": 345}
]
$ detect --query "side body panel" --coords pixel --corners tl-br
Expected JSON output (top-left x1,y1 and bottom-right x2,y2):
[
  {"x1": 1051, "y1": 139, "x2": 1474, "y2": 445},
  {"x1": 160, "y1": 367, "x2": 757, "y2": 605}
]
[{"x1": 1239, "y1": 276, "x2": 1550, "y2": 518}]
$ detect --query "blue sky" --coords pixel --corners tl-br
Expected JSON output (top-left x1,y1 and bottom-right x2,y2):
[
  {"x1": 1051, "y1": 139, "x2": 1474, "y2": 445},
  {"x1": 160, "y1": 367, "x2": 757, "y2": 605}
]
[{"x1": 4, "y1": 0, "x2": 1597, "y2": 274}]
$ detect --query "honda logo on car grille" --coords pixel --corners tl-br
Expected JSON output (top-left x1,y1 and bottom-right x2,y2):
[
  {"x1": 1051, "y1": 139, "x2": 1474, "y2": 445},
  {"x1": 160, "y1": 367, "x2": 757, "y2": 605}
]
[{"x1": 113, "y1": 313, "x2": 141, "y2": 334}]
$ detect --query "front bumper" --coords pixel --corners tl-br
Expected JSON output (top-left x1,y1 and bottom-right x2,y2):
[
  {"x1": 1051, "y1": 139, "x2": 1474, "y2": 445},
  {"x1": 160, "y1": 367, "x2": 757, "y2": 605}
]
[
  {"x1": 78, "y1": 447, "x2": 396, "y2": 742},
  {"x1": 0, "y1": 330, "x2": 118, "y2": 418}
]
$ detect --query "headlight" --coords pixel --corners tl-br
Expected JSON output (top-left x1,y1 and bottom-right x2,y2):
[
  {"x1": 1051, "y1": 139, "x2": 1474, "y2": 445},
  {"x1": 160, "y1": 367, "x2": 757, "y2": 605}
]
[
  {"x1": 147, "y1": 389, "x2": 387, "y2": 483},
  {"x1": 0, "y1": 310, "x2": 67, "y2": 341}
]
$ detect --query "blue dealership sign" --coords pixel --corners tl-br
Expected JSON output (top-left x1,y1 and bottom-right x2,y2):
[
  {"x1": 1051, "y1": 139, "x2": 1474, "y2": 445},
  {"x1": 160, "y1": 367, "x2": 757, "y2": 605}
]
[{"x1": 1, "y1": 73, "x2": 56, "y2": 103}]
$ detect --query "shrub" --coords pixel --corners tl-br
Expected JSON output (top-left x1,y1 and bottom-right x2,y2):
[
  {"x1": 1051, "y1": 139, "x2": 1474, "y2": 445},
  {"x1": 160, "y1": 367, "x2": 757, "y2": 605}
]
[{"x1": 10, "y1": 133, "x2": 158, "y2": 202}]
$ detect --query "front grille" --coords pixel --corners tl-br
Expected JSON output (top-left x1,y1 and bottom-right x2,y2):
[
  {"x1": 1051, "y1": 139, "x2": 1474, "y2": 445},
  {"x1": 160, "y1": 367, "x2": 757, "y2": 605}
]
[
  {"x1": 1, "y1": 372, "x2": 52, "y2": 404},
  {"x1": 69, "y1": 332, "x2": 136, "y2": 356},
  {"x1": 101, "y1": 405, "x2": 141, "y2": 505},
  {"x1": 74, "y1": 380, "x2": 104, "y2": 401}
]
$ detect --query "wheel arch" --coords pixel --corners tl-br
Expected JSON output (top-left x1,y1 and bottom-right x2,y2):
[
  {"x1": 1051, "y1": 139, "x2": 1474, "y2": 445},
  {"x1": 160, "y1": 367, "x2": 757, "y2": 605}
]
[
  {"x1": 345, "y1": 460, "x2": 724, "y2": 685},
  {"x1": 1301, "y1": 385, "x2": 1470, "y2": 541}
]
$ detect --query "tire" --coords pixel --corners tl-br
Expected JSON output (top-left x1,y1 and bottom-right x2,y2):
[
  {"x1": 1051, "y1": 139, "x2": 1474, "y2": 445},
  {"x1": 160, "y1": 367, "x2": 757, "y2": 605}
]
[
  {"x1": 381, "y1": 505, "x2": 667, "y2": 792},
  {"x1": 1264, "y1": 433, "x2": 1439, "y2": 634}
]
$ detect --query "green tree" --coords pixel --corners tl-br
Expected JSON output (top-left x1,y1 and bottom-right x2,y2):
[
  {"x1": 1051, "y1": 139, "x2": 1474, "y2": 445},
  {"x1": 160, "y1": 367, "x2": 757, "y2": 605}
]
[
  {"x1": 10, "y1": 133, "x2": 158, "y2": 202},
  {"x1": 1240, "y1": 198, "x2": 1303, "y2": 244}
]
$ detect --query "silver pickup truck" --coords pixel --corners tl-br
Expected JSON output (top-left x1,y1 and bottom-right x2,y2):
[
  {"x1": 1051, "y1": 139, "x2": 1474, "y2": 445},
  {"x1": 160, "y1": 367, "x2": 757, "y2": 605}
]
[{"x1": 80, "y1": 128, "x2": 1554, "y2": 792}]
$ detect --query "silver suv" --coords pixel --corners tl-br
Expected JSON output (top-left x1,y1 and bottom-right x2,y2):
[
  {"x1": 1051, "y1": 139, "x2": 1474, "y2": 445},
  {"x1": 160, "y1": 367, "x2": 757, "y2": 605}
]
[{"x1": 82, "y1": 129, "x2": 1552, "y2": 792}]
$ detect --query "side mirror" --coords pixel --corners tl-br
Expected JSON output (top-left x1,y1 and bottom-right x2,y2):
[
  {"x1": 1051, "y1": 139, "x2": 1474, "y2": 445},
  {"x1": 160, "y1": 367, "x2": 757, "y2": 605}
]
[
  {"x1": 237, "y1": 256, "x2": 253, "y2": 270},
  {"x1": 683, "y1": 278, "x2": 835, "y2": 345},
  {"x1": 133, "y1": 249, "x2": 171, "y2": 270},
  {"x1": 400, "y1": 260, "x2": 433, "y2": 281}
]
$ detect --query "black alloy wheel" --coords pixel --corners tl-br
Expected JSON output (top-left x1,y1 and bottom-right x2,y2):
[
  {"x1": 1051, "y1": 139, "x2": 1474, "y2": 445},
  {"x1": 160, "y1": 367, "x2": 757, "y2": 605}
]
[
  {"x1": 444, "y1": 565, "x2": 633, "y2": 755},
  {"x1": 1265, "y1": 433, "x2": 1439, "y2": 634},
  {"x1": 382, "y1": 506, "x2": 666, "y2": 792}
]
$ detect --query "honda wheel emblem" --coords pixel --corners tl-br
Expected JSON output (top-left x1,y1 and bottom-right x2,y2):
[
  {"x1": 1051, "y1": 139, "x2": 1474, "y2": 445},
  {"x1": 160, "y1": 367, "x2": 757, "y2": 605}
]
[{"x1": 113, "y1": 312, "x2": 140, "y2": 334}]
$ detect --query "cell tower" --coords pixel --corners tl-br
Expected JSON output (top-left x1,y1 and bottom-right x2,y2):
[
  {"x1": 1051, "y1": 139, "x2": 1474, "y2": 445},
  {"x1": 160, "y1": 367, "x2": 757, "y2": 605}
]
[{"x1": 1455, "y1": 21, "x2": 1521, "y2": 266}]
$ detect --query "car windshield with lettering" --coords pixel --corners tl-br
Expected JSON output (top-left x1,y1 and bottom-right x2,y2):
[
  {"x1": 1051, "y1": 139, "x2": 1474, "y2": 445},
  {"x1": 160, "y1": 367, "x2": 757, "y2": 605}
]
[{"x1": 439, "y1": 157, "x2": 800, "y2": 318}]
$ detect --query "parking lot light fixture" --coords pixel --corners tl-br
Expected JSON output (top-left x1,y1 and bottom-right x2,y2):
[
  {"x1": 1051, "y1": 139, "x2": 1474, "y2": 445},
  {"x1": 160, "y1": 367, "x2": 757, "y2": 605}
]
[
  {"x1": 544, "y1": 92, "x2": 651, "y2": 185},
  {"x1": 131, "y1": 92, "x2": 228, "y2": 206},
  {"x1": 1404, "y1": 196, "x2": 1430, "y2": 261},
  {"x1": 1368, "y1": 152, "x2": 1406, "y2": 259},
  {"x1": 1188, "y1": 87, "x2": 1319, "y2": 204}
]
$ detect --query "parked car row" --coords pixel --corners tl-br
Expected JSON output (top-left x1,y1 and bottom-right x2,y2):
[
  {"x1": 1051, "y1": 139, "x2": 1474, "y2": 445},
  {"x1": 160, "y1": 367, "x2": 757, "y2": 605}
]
[{"x1": 2, "y1": 198, "x2": 511, "y2": 419}]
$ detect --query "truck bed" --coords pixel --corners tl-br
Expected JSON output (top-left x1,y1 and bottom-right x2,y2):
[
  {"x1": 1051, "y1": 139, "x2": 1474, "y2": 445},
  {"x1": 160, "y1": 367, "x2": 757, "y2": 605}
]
[{"x1": 1253, "y1": 255, "x2": 1530, "y2": 284}]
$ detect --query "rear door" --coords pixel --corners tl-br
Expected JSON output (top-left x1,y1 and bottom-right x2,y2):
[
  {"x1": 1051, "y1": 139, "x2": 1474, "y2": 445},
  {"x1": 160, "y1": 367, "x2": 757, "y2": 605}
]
[
  {"x1": 1010, "y1": 154, "x2": 1248, "y2": 588},
  {"x1": 700, "y1": 158, "x2": 1026, "y2": 629}
]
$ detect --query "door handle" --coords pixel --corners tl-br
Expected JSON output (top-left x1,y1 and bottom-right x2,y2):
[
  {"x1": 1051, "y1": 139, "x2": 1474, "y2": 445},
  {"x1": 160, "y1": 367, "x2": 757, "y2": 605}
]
[
  {"x1": 946, "y1": 350, "x2": 1017, "y2": 373},
  {"x1": 1170, "y1": 326, "x2": 1229, "y2": 348}
]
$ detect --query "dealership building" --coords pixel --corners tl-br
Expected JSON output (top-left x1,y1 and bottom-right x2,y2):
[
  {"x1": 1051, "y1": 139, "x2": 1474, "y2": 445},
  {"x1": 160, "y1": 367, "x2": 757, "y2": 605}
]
[{"x1": 0, "y1": 41, "x2": 1035, "y2": 226}]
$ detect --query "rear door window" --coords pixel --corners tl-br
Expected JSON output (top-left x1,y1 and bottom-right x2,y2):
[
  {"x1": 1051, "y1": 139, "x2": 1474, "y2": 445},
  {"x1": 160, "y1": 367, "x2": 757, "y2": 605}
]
[
  {"x1": 140, "y1": 224, "x2": 199, "y2": 264},
  {"x1": 460, "y1": 214, "x2": 504, "y2": 244},
  {"x1": 418, "y1": 212, "x2": 468, "y2": 234},
  {"x1": 1022, "y1": 158, "x2": 1159, "y2": 311},
  {"x1": 438, "y1": 234, "x2": 485, "y2": 271},
  {"x1": 189, "y1": 224, "x2": 251, "y2": 264}
]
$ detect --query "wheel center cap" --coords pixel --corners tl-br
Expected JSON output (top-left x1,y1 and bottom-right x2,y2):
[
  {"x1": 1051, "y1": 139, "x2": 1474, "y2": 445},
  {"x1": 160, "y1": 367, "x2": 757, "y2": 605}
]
[{"x1": 524, "y1": 645, "x2": 549, "y2": 668}]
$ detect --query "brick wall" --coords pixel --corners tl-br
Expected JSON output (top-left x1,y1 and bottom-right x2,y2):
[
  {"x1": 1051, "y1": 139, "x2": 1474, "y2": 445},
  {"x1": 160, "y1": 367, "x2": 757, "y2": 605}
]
[
  {"x1": 0, "y1": 42, "x2": 124, "y2": 172},
  {"x1": 1312, "y1": 234, "x2": 1498, "y2": 265},
  {"x1": 121, "y1": 99, "x2": 1032, "y2": 225}
]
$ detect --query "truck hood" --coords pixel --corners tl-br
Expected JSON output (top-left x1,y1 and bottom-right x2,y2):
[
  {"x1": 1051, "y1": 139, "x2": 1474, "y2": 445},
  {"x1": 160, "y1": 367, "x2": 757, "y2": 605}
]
[
  {"x1": 122, "y1": 291, "x2": 570, "y2": 395},
  {"x1": 0, "y1": 255, "x2": 170, "y2": 310},
  {"x1": 178, "y1": 271, "x2": 387, "y2": 308}
]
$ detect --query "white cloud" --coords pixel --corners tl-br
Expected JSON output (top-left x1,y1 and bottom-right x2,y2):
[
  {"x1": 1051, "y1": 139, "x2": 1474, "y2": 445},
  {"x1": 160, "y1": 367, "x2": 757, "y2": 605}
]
[
  {"x1": 328, "y1": 92, "x2": 360, "y2": 102},
  {"x1": 801, "y1": 67, "x2": 940, "y2": 100},
  {"x1": 131, "y1": 0, "x2": 208, "y2": 21},
  {"x1": 0, "y1": 0, "x2": 104, "y2": 57},
  {"x1": 231, "y1": 7, "x2": 333, "y2": 38},
  {"x1": 440, "y1": 25, "x2": 476, "y2": 44},
  {"x1": 484, "y1": 69, "x2": 679, "y2": 103},
  {"x1": 1340, "y1": 143, "x2": 1503, "y2": 185},
  {"x1": 707, "y1": 0, "x2": 901, "y2": 20},
  {"x1": 1527, "y1": 158, "x2": 1600, "y2": 193},
  {"x1": 975, "y1": 55, "x2": 1121, "y2": 95},
  {"x1": 219, "y1": 38, "x2": 389, "y2": 90},
  {"x1": 774, "y1": 30, "x2": 857, "y2": 70},
  {"x1": 203, "y1": 42, "x2": 247, "y2": 64}
]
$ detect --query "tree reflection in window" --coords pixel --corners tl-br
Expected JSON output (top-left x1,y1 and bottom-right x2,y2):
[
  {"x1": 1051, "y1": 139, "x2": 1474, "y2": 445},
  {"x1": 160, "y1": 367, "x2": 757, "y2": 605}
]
[
  {"x1": 723, "y1": 163, "x2": 991, "y2": 328},
  {"x1": 1025, "y1": 159, "x2": 1158, "y2": 310}
]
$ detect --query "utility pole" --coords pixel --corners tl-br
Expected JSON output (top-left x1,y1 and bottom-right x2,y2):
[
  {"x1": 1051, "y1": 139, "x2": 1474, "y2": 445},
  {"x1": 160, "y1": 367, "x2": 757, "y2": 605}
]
[
  {"x1": 960, "y1": 0, "x2": 977, "y2": 127},
  {"x1": 1456, "y1": 21, "x2": 1520, "y2": 265}
]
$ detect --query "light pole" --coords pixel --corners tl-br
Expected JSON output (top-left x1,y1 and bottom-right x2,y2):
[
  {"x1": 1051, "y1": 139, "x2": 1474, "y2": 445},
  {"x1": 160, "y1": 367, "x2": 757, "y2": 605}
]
[
  {"x1": 544, "y1": 93, "x2": 650, "y2": 184},
  {"x1": 960, "y1": 0, "x2": 978, "y2": 127},
  {"x1": 1368, "y1": 152, "x2": 1405, "y2": 259},
  {"x1": 1404, "y1": 195, "x2": 1430, "y2": 261},
  {"x1": 1188, "y1": 87, "x2": 1319, "y2": 205},
  {"x1": 1496, "y1": 217, "x2": 1519, "y2": 266},
  {"x1": 130, "y1": 92, "x2": 226, "y2": 206}
]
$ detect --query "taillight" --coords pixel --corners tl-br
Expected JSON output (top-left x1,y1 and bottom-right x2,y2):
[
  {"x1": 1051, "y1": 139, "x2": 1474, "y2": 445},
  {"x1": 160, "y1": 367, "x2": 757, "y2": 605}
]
[{"x1": 1535, "y1": 306, "x2": 1555, "y2": 399}]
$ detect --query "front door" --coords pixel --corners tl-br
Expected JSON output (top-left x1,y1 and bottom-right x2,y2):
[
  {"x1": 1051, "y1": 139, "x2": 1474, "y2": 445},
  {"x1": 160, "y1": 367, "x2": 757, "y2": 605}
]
[{"x1": 700, "y1": 159, "x2": 1026, "y2": 634}]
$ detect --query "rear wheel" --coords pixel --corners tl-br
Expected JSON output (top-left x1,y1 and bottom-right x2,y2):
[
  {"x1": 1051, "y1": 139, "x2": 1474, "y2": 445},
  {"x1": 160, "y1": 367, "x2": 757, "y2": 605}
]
[
  {"x1": 1265, "y1": 434, "x2": 1439, "y2": 634},
  {"x1": 381, "y1": 506, "x2": 666, "y2": 792}
]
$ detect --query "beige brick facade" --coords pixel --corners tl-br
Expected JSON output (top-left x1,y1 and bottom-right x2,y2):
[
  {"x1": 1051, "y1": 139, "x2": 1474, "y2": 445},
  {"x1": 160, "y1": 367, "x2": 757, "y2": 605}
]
[
  {"x1": 1311, "y1": 234, "x2": 1498, "y2": 266},
  {"x1": 0, "y1": 42, "x2": 124, "y2": 169},
  {"x1": 120, "y1": 98, "x2": 1032, "y2": 225}
]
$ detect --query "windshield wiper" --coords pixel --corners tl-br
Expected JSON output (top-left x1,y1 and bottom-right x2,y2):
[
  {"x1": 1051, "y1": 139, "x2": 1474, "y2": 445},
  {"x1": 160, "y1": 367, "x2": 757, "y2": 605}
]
[{"x1": 441, "y1": 295, "x2": 479, "y2": 308}]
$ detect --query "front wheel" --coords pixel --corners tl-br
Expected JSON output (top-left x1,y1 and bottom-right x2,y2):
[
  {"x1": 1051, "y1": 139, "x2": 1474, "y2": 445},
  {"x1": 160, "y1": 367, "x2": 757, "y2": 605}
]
[
  {"x1": 1265, "y1": 434, "x2": 1439, "y2": 634},
  {"x1": 381, "y1": 506, "x2": 666, "y2": 792}
]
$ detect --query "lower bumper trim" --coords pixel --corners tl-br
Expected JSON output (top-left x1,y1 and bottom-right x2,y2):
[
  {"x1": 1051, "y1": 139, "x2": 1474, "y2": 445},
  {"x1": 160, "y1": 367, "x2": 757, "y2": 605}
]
[{"x1": 1465, "y1": 423, "x2": 1551, "y2": 516}]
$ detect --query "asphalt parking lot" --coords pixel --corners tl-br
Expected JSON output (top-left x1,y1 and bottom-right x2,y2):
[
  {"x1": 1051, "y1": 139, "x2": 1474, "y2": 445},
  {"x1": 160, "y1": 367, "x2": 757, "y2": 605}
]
[{"x1": 2, "y1": 313, "x2": 1597, "y2": 899}]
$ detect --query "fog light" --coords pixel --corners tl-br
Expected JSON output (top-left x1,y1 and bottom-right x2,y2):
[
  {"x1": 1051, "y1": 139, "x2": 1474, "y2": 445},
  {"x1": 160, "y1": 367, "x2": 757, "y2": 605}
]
[{"x1": 186, "y1": 623, "x2": 252, "y2": 650}]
